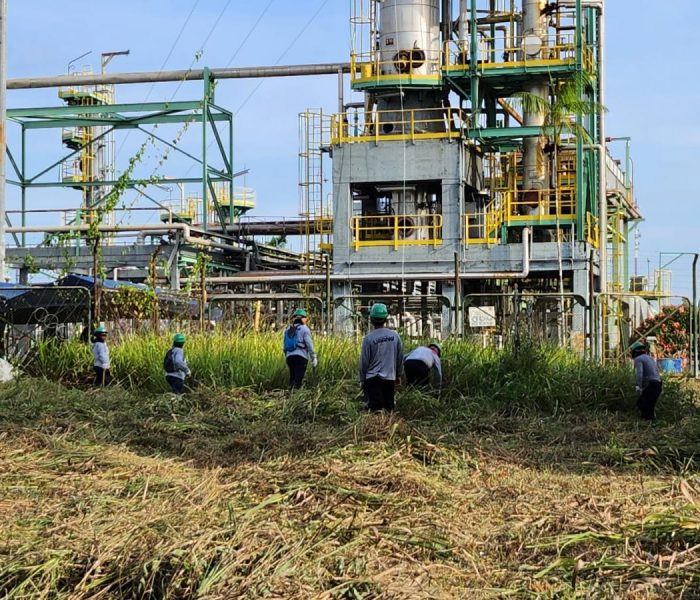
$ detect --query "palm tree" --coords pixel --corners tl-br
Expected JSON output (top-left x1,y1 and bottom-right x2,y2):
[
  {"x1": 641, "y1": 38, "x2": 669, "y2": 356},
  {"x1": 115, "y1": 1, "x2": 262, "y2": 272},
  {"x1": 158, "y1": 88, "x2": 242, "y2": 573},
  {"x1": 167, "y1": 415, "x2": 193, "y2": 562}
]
[{"x1": 515, "y1": 71, "x2": 606, "y2": 344}]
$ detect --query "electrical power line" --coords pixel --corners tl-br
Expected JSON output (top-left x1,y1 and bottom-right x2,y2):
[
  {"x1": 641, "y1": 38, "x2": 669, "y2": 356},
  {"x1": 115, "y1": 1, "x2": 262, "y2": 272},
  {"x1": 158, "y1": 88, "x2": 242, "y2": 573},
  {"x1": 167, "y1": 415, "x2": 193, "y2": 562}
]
[
  {"x1": 224, "y1": 0, "x2": 276, "y2": 68},
  {"x1": 116, "y1": 0, "x2": 202, "y2": 160},
  {"x1": 234, "y1": 0, "x2": 332, "y2": 116},
  {"x1": 168, "y1": 0, "x2": 234, "y2": 101}
]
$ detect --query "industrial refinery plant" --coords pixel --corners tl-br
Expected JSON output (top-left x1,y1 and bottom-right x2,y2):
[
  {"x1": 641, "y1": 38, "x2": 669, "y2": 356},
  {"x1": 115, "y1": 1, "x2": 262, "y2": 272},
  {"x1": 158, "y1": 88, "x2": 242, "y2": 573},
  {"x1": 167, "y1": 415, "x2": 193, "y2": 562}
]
[{"x1": 1, "y1": 1, "x2": 657, "y2": 359}]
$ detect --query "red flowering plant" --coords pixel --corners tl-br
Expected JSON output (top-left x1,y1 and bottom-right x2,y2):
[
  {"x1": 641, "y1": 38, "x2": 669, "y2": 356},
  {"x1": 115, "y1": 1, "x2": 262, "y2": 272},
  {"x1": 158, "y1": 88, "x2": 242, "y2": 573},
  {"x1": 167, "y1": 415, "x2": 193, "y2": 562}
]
[{"x1": 634, "y1": 305, "x2": 691, "y2": 358}]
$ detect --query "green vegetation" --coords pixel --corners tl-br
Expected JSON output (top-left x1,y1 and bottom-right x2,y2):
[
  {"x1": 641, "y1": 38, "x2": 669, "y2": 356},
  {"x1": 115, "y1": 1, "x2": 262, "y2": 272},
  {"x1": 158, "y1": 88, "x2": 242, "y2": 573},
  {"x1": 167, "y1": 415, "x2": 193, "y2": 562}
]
[{"x1": 2, "y1": 336, "x2": 699, "y2": 598}]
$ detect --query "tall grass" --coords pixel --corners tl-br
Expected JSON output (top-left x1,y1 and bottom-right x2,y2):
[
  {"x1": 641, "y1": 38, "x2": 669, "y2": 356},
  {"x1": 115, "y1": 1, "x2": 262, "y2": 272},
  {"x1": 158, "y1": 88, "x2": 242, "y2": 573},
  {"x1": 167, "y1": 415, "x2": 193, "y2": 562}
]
[
  {"x1": 28, "y1": 333, "x2": 694, "y2": 418},
  {"x1": 31, "y1": 332, "x2": 360, "y2": 393}
]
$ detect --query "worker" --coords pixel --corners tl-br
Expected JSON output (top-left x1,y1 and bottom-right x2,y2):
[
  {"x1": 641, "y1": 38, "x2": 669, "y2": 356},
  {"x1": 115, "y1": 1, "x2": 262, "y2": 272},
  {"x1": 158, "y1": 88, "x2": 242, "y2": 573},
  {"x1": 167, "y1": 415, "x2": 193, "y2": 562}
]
[
  {"x1": 92, "y1": 325, "x2": 111, "y2": 386},
  {"x1": 359, "y1": 303, "x2": 403, "y2": 412},
  {"x1": 630, "y1": 341, "x2": 662, "y2": 421},
  {"x1": 283, "y1": 308, "x2": 317, "y2": 389},
  {"x1": 164, "y1": 333, "x2": 191, "y2": 395},
  {"x1": 403, "y1": 342, "x2": 443, "y2": 389}
]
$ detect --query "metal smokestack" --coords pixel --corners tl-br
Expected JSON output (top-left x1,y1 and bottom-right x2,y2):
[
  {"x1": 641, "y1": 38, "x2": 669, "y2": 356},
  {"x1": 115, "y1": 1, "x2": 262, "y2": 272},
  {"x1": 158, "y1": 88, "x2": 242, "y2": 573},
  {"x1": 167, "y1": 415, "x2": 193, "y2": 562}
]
[
  {"x1": 379, "y1": 0, "x2": 441, "y2": 77},
  {"x1": 375, "y1": 0, "x2": 446, "y2": 135}
]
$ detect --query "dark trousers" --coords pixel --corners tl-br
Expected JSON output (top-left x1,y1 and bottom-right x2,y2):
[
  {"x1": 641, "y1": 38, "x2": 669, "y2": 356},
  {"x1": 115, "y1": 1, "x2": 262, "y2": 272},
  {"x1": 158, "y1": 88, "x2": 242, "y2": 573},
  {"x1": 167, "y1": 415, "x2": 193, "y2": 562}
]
[
  {"x1": 166, "y1": 375, "x2": 185, "y2": 395},
  {"x1": 93, "y1": 366, "x2": 111, "y2": 387},
  {"x1": 404, "y1": 359, "x2": 431, "y2": 387},
  {"x1": 287, "y1": 355, "x2": 308, "y2": 389},
  {"x1": 638, "y1": 381, "x2": 662, "y2": 420},
  {"x1": 364, "y1": 376, "x2": 395, "y2": 412}
]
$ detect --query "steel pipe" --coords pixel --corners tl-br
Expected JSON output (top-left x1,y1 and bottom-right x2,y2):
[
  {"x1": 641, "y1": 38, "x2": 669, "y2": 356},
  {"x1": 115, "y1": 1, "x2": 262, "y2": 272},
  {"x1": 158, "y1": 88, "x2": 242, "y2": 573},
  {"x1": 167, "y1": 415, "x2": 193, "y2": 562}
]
[
  {"x1": 8, "y1": 63, "x2": 353, "y2": 90},
  {"x1": 6, "y1": 223, "x2": 243, "y2": 253},
  {"x1": 204, "y1": 229, "x2": 531, "y2": 284}
]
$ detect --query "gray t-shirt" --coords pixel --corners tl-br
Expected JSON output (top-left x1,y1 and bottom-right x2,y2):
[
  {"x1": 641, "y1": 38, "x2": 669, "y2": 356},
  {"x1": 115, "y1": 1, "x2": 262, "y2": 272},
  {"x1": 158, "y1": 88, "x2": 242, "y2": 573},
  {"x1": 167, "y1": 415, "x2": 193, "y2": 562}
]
[{"x1": 360, "y1": 327, "x2": 403, "y2": 382}]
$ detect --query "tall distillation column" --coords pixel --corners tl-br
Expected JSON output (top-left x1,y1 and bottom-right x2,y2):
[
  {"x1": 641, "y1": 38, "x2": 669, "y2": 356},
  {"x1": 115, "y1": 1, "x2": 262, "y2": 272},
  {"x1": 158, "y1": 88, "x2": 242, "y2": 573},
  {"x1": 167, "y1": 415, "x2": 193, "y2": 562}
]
[
  {"x1": 521, "y1": 0, "x2": 549, "y2": 213},
  {"x1": 375, "y1": 0, "x2": 445, "y2": 133}
]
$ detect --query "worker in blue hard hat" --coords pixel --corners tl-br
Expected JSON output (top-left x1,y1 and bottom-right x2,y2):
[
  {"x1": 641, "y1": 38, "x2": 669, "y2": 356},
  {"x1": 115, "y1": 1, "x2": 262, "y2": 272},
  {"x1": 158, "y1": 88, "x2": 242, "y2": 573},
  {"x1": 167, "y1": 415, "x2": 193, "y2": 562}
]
[
  {"x1": 630, "y1": 340, "x2": 662, "y2": 421},
  {"x1": 164, "y1": 333, "x2": 191, "y2": 395},
  {"x1": 403, "y1": 342, "x2": 443, "y2": 389},
  {"x1": 283, "y1": 308, "x2": 317, "y2": 389},
  {"x1": 92, "y1": 325, "x2": 111, "y2": 386},
  {"x1": 359, "y1": 303, "x2": 403, "y2": 412}
]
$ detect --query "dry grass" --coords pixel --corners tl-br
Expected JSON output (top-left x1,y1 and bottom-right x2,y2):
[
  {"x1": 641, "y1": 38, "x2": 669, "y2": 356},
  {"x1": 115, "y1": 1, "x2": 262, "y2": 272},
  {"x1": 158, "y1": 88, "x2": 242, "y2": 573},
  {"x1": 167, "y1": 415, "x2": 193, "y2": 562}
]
[{"x1": 1, "y1": 373, "x2": 699, "y2": 598}]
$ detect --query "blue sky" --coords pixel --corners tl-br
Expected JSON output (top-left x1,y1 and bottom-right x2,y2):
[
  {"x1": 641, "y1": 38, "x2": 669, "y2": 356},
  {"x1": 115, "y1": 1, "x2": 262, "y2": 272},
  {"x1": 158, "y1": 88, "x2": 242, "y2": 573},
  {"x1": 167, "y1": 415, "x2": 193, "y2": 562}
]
[{"x1": 6, "y1": 0, "x2": 699, "y2": 296}]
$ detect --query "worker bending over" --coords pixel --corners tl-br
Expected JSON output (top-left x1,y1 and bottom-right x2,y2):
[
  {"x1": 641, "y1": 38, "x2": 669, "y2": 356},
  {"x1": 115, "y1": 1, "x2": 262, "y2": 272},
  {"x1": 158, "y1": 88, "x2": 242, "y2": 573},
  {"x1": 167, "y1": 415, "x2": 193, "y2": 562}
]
[
  {"x1": 403, "y1": 342, "x2": 442, "y2": 389},
  {"x1": 359, "y1": 303, "x2": 403, "y2": 412}
]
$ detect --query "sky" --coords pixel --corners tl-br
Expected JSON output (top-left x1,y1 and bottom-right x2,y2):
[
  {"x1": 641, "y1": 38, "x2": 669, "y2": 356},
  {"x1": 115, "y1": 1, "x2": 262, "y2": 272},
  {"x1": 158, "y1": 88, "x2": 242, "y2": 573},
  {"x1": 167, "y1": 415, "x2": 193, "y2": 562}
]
[{"x1": 5, "y1": 0, "x2": 700, "y2": 297}]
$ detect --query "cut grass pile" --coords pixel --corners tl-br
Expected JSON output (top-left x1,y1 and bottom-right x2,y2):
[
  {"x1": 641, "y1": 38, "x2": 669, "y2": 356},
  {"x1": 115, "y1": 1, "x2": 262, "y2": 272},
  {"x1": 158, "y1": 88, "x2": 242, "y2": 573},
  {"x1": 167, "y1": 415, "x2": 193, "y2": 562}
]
[{"x1": 2, "y1": 338, "x2": 700, "y2": 598}]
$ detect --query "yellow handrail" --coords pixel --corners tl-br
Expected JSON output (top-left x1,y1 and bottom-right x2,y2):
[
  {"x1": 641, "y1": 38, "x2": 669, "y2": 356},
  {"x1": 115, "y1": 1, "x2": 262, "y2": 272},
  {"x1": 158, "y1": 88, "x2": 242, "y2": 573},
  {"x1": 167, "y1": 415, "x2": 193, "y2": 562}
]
[
  {"x1": 351, "y1": 214, "x2": 443, "y2": 250},
  {"x1": 331, "y1": 106, "x2": 466, "y2": 145}
]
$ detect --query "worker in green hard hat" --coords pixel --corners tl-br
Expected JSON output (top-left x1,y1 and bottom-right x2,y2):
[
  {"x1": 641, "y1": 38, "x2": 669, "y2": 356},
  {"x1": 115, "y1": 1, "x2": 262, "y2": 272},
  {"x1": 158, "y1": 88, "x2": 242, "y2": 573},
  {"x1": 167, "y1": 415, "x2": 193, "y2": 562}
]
[
  {"x1": 359, "y1": 303, "x2": 403, "y2": 412},
  {"x1": 164, "y1": 332, "x2": 191, "y2": 395},
  {"x1": 92, "y1": 325, "x2": 111, "y2": 386},
  {"x1": 630, "y1": 340, "x2": 662, "y2": 420},
  {"x1": 403, "y1": 342, "x2": 443, "y2": 389},
  {"x1": 283, "y1": 308, "x2": 317, "y2": 390}
]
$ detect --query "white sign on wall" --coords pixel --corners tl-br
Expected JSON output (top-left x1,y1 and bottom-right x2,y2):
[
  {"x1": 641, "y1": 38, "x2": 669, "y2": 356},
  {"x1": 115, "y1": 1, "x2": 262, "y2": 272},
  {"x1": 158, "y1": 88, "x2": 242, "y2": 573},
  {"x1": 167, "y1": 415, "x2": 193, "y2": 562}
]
[{"x1": 468, "y1": 306, "x2": 496, "y2": 328}]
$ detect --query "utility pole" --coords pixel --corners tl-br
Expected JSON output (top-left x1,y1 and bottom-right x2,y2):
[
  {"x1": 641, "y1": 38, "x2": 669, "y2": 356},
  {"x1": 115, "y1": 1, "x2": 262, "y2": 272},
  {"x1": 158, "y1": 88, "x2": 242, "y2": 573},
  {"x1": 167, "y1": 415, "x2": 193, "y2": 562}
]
[{"x1": 0, "y1": 0, "x2": 6, "y2": 281}]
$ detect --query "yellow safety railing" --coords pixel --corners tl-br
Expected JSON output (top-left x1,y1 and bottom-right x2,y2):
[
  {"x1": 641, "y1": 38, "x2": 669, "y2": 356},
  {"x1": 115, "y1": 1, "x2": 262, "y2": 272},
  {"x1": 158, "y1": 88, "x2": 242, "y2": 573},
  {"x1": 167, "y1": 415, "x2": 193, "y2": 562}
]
[
  {"x1": 444, "y1": 34, "x2": 594, "y2": 74},
  {"x1": 350, "y1": 50, "x2": 442, "y2": 86},
  {"x1": 160, "y1": 199, "x2": 196, "y2": 223},
  {"x1": 332, "y1": 107, "x2": 466, "y2": 144},
  {"x1": 352, "y1": 214, "x2": 443, "y2": 251},
  {"x1": 504, "y1": 186, "x2": 576, "y2": 224},
  {"x1": 464, "y1": 202, "x2": 503, "y2": 245}
]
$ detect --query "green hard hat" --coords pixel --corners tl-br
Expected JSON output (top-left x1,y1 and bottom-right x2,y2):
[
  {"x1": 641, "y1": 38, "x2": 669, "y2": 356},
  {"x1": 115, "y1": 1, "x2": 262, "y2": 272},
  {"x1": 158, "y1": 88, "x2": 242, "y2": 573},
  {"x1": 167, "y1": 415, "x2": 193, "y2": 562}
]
[
  {"x1": 428, "y1": 342, "x2": 442, "y2": 355},
  {"x1": 94, "y1": 325, "x2": 107, "y2": 335},
  {"x1": 293, "y1": 308, "x2": 308, "y2": 318},
  {"x1": 630, "y1": 340, "x2": 645, "y2": 353},
  {"x1": 369, "y1": 303, "x2": 389, "y2": 320},
  {"x1": 173, "y1": 333, "x2": 186, "y2": 344}
]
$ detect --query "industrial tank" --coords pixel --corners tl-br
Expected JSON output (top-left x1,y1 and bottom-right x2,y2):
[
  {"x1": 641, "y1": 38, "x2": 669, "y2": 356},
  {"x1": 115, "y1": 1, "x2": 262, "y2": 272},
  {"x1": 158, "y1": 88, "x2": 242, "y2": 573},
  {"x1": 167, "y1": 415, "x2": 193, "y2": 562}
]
[{"x1": 379, "y1": 0, "x2": 441, "y2": 76}]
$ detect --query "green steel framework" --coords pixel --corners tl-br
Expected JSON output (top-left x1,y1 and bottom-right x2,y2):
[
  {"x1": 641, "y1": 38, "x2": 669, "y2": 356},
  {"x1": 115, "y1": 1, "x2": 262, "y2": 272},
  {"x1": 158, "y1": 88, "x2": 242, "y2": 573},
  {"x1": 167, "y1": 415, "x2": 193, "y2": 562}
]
[{"x1": 5, "y1": 68, "x2": 236, "y2": 245}]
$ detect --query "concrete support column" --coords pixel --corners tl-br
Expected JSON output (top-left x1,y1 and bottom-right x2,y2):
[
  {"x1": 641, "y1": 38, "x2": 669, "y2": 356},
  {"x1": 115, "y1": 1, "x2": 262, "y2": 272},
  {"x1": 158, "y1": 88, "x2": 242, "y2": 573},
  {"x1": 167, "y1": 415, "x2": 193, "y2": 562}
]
[
  {"x1": 441, "y1": 282, "x2": 461, "y2": 337},
  {"x1": 332, "y1": 281, "x2": 355, "y2": 336},
  {"x1": 572, "y1": 266, "x2": 589, "y2": 354}
]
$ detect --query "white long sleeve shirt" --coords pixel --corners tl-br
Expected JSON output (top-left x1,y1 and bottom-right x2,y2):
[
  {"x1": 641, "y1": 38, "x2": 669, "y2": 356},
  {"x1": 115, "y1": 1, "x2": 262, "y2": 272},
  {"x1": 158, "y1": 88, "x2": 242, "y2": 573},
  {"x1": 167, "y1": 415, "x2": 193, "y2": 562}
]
[
  {"x1": 404, "y1": 346, "x2": 443, "y2": 386},
  {"x1": 92, "y1": 341, "x2": 110, "y2": 369}
]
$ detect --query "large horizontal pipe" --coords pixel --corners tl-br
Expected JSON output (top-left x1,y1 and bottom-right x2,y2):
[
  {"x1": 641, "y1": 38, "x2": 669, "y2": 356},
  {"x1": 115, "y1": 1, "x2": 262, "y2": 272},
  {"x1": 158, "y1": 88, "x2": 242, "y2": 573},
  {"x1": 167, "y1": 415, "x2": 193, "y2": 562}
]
[
  {"x1": 8, "y1": 63, "x2": 353, "y2": 90},
  {"x1": 6, "y1": 223, "x2": 244, "y2": 253},
  {"x1": 205, "y1": 229, "x2": 531, "y2": 284}
]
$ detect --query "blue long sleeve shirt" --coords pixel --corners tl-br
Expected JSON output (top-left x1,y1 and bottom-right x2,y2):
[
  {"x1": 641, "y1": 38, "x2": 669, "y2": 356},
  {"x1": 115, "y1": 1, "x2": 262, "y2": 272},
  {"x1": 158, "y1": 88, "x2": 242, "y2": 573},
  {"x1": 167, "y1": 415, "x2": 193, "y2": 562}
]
[
  {"x1": 634, "y1": 354, "x2": 661, "y2": 389},
  {"x1": 359, "y1": 327, "x2": 403, "y2": 383},
  {"x1": 166, "y1": 346, "x2": 191, "y2": 380},
  {"x1": 283, "y1": 324, "x2": 317, "y2": 362}
]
